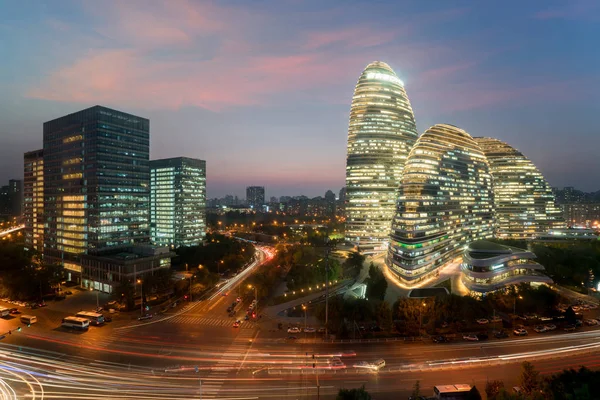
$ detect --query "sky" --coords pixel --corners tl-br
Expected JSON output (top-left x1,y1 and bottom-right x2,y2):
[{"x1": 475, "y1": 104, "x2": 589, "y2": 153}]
[{"x1": 0, "y1": 0, "x2": 599, "y2": 198}]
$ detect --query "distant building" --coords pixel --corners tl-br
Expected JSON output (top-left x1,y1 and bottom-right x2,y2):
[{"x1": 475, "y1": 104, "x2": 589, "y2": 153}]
[
  {"x1": 561, "y1": 203, "x2": 600, "y2": 228},
  {"x1": 345, "y1": 61, "x2": 418, "y2": 252},
  {"x1": 43, "y1": 105, "x2": 151, "y2": 283},
  {"x1": 246, "y1": 186, "x2": 265, "y2": 209},
  {"x1": 338, "y1": 187, "x2": 346, "y2": 203},
  {"x1": 24, "y1": 150, "x2": 44, "y2": 253},
  {"x1": 461, "y1": 240, "x2": 552, "y2": 296},
  {"x1": 0, "y1": 179, "x2": 22, "y2": 218},
  {"x1": 150, "y1": 157, "x2": 206, "y2": 247},
  {"x1": 81, "y1": 245, "x2": 173, "y2": 293},
  {"x1": 324, "y1": 190, "x2": 336, "y2": 216},
  {"x1": 534, "y1": 227, "x2": 599, "y2": 242}
]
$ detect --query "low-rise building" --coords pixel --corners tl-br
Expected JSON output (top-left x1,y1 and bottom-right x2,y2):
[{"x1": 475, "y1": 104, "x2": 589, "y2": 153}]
[
  {"x1": 461, "y1": 240, "x2": 552, "y2": 296},
  {"x1": 534, "y1": 228, "x2": 599, "y2": 242},
  {"x1": 81, "y1": 245, "x2": 173, "y2": 293}
]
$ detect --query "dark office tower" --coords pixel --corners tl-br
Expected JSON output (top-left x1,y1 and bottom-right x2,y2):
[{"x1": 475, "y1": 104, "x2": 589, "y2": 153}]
[
  {"x1": 246, "y1": 186, "x2": 265, "y2": 209},
  {"x1": 24, "y1": 150, "x2": 44, "y2": 253},
  {"x1": 0, "y1": 180, "x2": 22, "y2": 218},
  {"x1": 43, "y1": 106, "x2": 150, "y2": 277},
  {"x1": 325, "y1": 190, "x2": 336, "y2": 216},
  {"x1": 339, "y1": 187, "x2": 346, "y2": 203},
  {"x1": 150, "y1": 157, "x2": 206, "y2": 247}
]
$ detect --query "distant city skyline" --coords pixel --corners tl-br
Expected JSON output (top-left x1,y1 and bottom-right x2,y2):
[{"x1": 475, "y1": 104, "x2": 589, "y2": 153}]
[{"x1": 1, "y1": 1, "x2": 600, "y2": 196}]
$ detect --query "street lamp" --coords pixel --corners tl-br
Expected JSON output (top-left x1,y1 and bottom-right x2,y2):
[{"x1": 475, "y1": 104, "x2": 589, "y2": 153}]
[
  {"x1": 302, "y1": 304, "x2": 307, "y2": 332},
  {"x1": 189, "y1": 275, "x2": 196, "y2": 302},
  {"x1": 248, "y1": 284, "x2": 257, "y2": 308},
  {"x1": 513, "y1": 295, "x2": 523, "y2": 315},
  {"x1": 419, "y1": 302, "x2": 426, "y2": 338},
  {"x1": 137, "y1": 279, "x2": 143, "y2": 317},
  {"x1": 90, "y1": 287, "x2": 99, "y2": 310}
]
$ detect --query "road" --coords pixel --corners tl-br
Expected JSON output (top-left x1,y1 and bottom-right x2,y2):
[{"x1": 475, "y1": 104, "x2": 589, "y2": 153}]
[{"x1": 1, "y1": 246, "x2": 600, "y2": 398}]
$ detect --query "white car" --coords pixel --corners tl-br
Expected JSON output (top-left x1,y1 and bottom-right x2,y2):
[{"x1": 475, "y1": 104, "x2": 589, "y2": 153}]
[
  {"x1": 533, "y1": 325, "x2": 547, "y2": 333},
  {"x1": 304, "y1": 327, "x2": 316, "y2": 333},
  {"x1": 513, "y1": 328, "x2": 528, "y2": 336},
  {"x1": 585, "y1": 319, "x2": 598, "y2": 326},
  {"x1": 544, "y1": 324, "x2": 557, "y2": 331},
  {"x1": 463, "y1": 334, "x2": 479, "y2": 341},
  {"x1": 287, "y1": 327, "x2": 300, "y2": 333},
  {"x1": 476, "y1": 319, "x2": 489, "y2": 325}
]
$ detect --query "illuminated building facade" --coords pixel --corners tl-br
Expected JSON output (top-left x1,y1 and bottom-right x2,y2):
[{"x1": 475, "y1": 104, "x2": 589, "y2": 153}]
[
  {"x1": 474, "y1": 137, "x2": 565, "y2": 238},
  {"x1": 43, "y1": 106, "x2": 150, "y2": 280},
  {"x1": 561, "y1": 203, "x2": 600, "y2": 228},
  {"x1": 150, "y1": 157, "x2": 206, "y2": 247},
  {"x1": 24, "y1": 149, "x2": 44, "y2": 253},
  {"x1": 246, "y1": 186, "x2": 265, "y2": 209},
  {"x1": 461, "y1": 240, "x2": 552, "y2": 295},
  {"x1": 387, "y1": 124, "x2": 495, "y2": 284},
  {"x1": 345, "y1": 61, "x2": 418, "y2": 252}
]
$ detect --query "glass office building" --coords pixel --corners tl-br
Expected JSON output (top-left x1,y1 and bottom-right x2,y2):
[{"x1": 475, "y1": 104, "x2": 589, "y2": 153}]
[
  {"x1": 345, "y1": 61, "x2": 418, "y2": 252},
  {"x1": 24, "y1": 149, "x2": 44, "y2": 253},
  {"x1": 150, "y1": 157, "x2": 206, "y2": 247},
  {"x1": 43, "y1": 106, "x2": 150, "y2": 277},
  {"x1": 387, "y1": 124, "x2": 495, "y2": 285},
  {"x1": 474, "y1": 137, "x2": 565, "y2": 238}
]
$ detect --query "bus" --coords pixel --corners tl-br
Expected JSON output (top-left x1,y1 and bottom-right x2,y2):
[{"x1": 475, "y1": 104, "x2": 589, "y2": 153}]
[
  {"x1": 433, "y1": 384, "x2": 473, "y2": 399},
  {"x1": 75, "y1": 311, "x2": 105, "y2": 326},
  {"x1": 62, "y1": 317, "x2": 90, "y2": 331}
]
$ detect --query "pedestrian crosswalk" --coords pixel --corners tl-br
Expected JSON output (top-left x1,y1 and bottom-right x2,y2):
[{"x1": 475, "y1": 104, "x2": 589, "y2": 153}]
[
  {"x1": 169, "y1": 315, "x2": 254, "y2": 328},
  {"x1": 201, "y1": 329, "x2": 257, "y2": 398}
]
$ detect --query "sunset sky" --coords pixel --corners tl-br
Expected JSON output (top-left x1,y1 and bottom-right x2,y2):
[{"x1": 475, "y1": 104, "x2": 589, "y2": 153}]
[{"x1": 1, "y1": 0, "x2": 599, "y2": 198}]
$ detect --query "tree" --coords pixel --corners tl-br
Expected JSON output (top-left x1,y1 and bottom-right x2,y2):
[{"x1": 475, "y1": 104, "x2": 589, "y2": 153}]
[
  {"x1": 375, "y1": 301, "x2": 393, "y2": 332},
  {"x1": 344, "y1": 251, "x2": 365, "y2": 279},
  {"x1": 336, "y1": 385, "x2": 372, "y2": 400},
  {"x1": 365, "y1": 263, "x2": 387, "y2": 301},
  {"x1": 485, "y1": 380, "x2": 505, "y2": 400},
  {"x1": 115, "y1": 280, "x2": 135, "y2": 311},
  {"x1": 411, "y1": 380, "x2": 421, "y2": 399},
  {"x1": 518, "y1": 361, "x2": 540, "y2": 396}
]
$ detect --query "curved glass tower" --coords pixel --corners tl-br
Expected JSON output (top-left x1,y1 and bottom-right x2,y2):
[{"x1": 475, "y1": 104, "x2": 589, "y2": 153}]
[
  {"x1": 474, "y1": 137, "x2": 565, "y2": 238},
  {"x1": 345, "y1": 61, "x2": 418, "y2": 252},
  {"x1": 387, "y1": 124, "x2": 495, "y2": 285}
]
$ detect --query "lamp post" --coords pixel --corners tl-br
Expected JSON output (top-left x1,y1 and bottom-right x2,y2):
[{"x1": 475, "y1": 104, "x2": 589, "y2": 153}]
[
  {"x1": 137, "y1": 279, "x2": 143, "y2": 317},
  {"x1": 248, "y1": 284, "x2": 257, "y2": 307},
  {"x1": 302, "y1": 304, "x2": 307, "y2": 332},
  {"x1": 419, "y1": 302, "x2": 426, "y2": 338},
  {"x1": 189, "y1": 274, "x2": 195, "y2": 302},
  {"x1": 90, "y1": 287, "x2": 99, "y2": 310},
  {"x1": 513, "y1": 295, "x2": 523, "y2": 315}
]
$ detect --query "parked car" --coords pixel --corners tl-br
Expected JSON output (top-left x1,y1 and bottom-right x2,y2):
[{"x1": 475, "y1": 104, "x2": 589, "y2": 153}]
[
  {"x1": 433, "y1": 335, "x2": 449, "y2": 343},
  {"x1": 463, "y1": 334, "x2": 479, "y2": 341},
  {"x1": 104, "y1": 315, "x2": 112, "y2": 323},
  {"x1": 540, "y1": 316, "x2": 553, "y2": 322},
  {"x1": 584, "y1": 319, "x2": 598, "y2": 326},
  {"x1": 138, "y1": 314, "x2": 153, "y2": 321},
  {"x1": 564, "y1": 324, "x2": 576, "y2": 332},
  {"x1": 494, "y1": 330, "x2": 509, "y2": 339},
  {"x1": 544, "y1": 324, "x2": 557, "y2": 331},
  {"x1": 476, "y1": 318, "x2": 489, "y2": 325},
  {"x1": 9, "y1": 308, "x2": 20, "y2": 315},
  {"x1": 534, "y1": 325, "x2": 547, "y2": 333},
  {"x1": 287, "y1": 327, "x2": 301, "y2": 333},
  {"x1": 513, "y1": 328, "x2": 528, "y2": 336},
  {"x1": 304, "y1": 327, "x2": 316, "y2": 333},
  {"x1": 575, "y1": 319, "x2": 583, "y2": 327},
  {"x1": 491, "y1": 316, "x2": 502, "y2": 323},
  {"x1": 318, "y1": 327, "x2": 326, "y2": 333}
]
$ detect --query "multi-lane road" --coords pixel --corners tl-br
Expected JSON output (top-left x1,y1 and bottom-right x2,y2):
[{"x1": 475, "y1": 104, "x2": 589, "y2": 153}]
[{"x1": 1, "y1": 246, "x2": 600, "y2": 399}]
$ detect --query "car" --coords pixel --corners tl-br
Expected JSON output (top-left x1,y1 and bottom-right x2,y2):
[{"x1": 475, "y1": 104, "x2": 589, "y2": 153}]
[
  {"x1": 244, "y1": 315, "x2": 249, "y2": 321},
  {"x1": 491, "y1": 316, "x2": 502, "y2": 323},
  {"x1": 236, "y1": 297, "x2": 241, "y2": 302},
  {"x1": 227, "y1": 307, "x2": 232, "y2": 312},
  {"x1": 476, "y1": 318, "x2": 489, "y2": 325},
  {"x1": 513, "y1": 328, "x2": 528, "y2": 336},
  {"x1": 433, "y1": 335, "x2": 449, "y2": 343},
  {"x1": 494, "y1": 330, "x2": 509, "y2": 339},
  {"x1": 37, "y1": 302, "x2": 47, "y2": 308},
  {"x1": 534, "y1": 325, "x2": 547, "y2": 333},
  {"x1": 286, "y1": 336, "x2": 297, "y2": 341},
  {"x1": 544, "y1": 324, "x2": 557, "y2": 331},
  {"x1": 564, "y1": 324, "x2": 576, "y2": 332},
  {"x1": 575, "y1": 319, "x2": 583, "y2": 327},
  {"x1": 138, "y1": 314, "x2": 153, "y2": 321},
  {"x1": 233, "y1": 320, "x2": 240, "y2": 328},
  {"x1": 9, "y1": 308, "x2": 20, "y2": 315},
  {"x1": 104, "y1": 315, "x2": 113, "y2": 323},
  {"x1": 525, "y1": 314, "x2": 537, "y2": 320},
  {"x1": 96, "y1": 307, "x2": 104, "y2": 313},
  {"x1": 65, "y1": 291, "x2": 73, "y2": 295},
  {"x1": 287, "y1": 327, "x2": 300, "y2": 333},
  {"x1": 516, "y1": 315, "x2": 527, "y2": 321},
  {"x1": 463, "y1": 334, "x2": 479, "y2": 341},
  {"x1": 318, "y1": 327, "x2": 326, "y2": 333},
  {"x1": 540, "y1": 316, "x2": 553, "y2": 322},
  {"x1": 304, "y1": 327, "x2": 316, "y2": 333},
  {"x1": 222, "y1": 292, "x2": 228, "y2": 296},
  {"x1": 584, "y1": 319, "x2": 598, "y2": 326}
]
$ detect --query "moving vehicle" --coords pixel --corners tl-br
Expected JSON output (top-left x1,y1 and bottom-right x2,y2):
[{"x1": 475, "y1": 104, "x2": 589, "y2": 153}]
[
  {"x1": 433, "y1": 384, "x2": 473, "y2": 399},
  {"x1": 287, "y1": 327, "x2": 300, "y2": 333},
  {"x1": 138, "y1": 314, "x2": 153, "y2": 321},
  {"x1": 20, "y1": 315, "x2": 37, "y2": 325},
  {"x1": 75, "y1": 311, "x2": 105, "y2": 326},
  {"x1": 513, "y1": 328, "x2": 528, "y2": 336},
  {"x1": 564, "y1": 324, "x2": 576, "y2": 332},
  {"x1": 433, "y1": 335, "x2": 449, "y2": 343},
  {"x1": 373, "y1": 359, "x2": 385, "y2": 370},
  {"x1": 61, "y1": 316, "x2": 90, "y2": 331},
  {"x1": 463, "y1": 334, "x2": 478, "y2": 341},
  {"x1": 233, "y1": 320, "x2": 241, "y2": 328}
]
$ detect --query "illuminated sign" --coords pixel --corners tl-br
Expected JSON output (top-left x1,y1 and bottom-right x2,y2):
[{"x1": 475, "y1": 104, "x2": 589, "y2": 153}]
[{"x1": 366, "y1": 72, "x2": 404, "y2": 86}]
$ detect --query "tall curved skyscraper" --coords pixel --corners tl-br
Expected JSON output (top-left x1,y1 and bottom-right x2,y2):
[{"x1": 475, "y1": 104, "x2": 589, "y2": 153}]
[
  {"x1": 387, "y1": 124, "x2": 495, "y2": 285},
  {"x1": 474, "y1": 137, "x2": 565, "y2": 238},
  {"x1": 345, "y1": 61, "x2": 418, "y2": 252}
]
